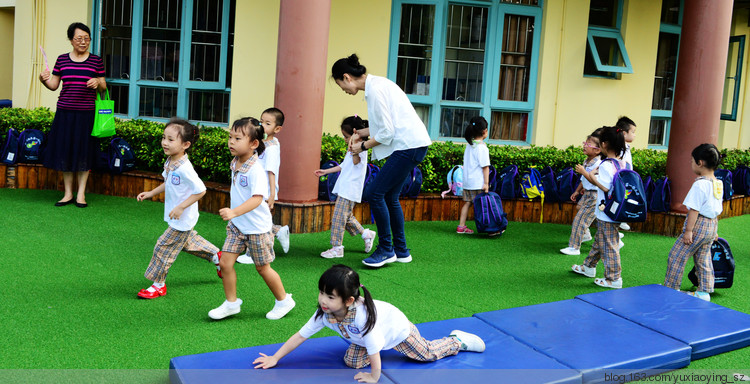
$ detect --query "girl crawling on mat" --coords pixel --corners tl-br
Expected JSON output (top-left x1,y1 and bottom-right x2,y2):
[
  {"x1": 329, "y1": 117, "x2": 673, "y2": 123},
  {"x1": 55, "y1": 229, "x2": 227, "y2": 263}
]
[{"x1": 253, "y1": 264, "x2": 485, "y2": 383}]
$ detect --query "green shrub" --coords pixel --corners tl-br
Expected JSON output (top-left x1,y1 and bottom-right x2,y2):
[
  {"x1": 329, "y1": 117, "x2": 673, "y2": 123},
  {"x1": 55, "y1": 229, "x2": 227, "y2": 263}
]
[{"x1": 2, "y1": 107, "x2": 749, "y2": 193}]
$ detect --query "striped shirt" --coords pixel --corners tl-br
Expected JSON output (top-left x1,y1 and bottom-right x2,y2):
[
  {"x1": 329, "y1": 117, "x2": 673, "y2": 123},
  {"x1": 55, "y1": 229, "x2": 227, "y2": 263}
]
[{"x1": 52, "y1": 53, "x2": 105, "y2": 111}]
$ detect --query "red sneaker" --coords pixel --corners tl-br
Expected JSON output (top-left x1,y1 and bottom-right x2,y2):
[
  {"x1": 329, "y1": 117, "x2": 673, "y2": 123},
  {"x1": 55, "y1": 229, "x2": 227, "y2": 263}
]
[
  {"x1": 137, "y1": 285, "x2": 167, "y2": 299},
  {"x1": 214, "y1": 251, "x2": 222, "y2": 279},
  {"x1": 456, "y1": 225, "x2": 474, "y2": 234}
]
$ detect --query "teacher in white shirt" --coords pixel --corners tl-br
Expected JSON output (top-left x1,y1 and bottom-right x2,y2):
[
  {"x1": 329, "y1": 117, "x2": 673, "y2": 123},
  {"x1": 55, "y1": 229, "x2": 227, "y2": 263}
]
[{"x1": 332, "y1": 54, "x2": 432, "y2": 269}]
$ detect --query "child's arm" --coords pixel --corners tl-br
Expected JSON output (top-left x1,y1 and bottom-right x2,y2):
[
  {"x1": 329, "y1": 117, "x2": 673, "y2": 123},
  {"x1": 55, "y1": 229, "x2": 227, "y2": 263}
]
[
  {"x1": 352, "y1": 152, "x2": 362, "y2": 165},
  {"x1": 353, "y1": 352, "x2": 381, "y2": 383},
  {"x1": 137, "y1": 183, "x2": 166, "y2": 201},
  {"x1": 313, "y1": 165, "x2": 342, "y2": 177},
  {"x1": 482, "y1": 166, "x2": 490, "y2": 193},
  {"x1": 682, "y1": 209, "x2": 700, "y2": 245},
  {"x1": 571, "y1": 182, "x2": 585, "y2": 202},
  {"x1": 219, "y1": 195, "x2": 263, "y2": 221},
  {"x1": 267, "y1": 172, "x2": 276, "y2": 210},
  {"x1": 253, "y1": 332, "x2": 308, "y2": 369},
  {"x1": 169, "y1": 190, "x2": 206, "y2": 220}
]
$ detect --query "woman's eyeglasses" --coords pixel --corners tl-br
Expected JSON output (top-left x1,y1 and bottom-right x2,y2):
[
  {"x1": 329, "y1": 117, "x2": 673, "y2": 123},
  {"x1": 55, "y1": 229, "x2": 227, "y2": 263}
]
[
  {"x1": 72, "y1": 37, "x2": 91, "y2": 43},
  {"x1": 582, "y1": 141, "x2": 599, "y2": 149}
]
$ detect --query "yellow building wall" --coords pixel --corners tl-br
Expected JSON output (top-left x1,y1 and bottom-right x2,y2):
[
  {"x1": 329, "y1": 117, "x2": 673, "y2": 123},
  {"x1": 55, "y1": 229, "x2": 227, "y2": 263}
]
[
  {"x1": 12, "y1": 0, "x2": 93, "y2": 110},
  {"x1": 323, "y1": 0, "x2": 392, "y2": 135},
  {"x1": 0, "y1": 7, "x2": 14, "y2": 99},
  {"x1": 535, "y1": 0, "x2": 661, "y2": 150},
  {"x1": 720, "y1": 7, "x2": 750, "y2": 150}
]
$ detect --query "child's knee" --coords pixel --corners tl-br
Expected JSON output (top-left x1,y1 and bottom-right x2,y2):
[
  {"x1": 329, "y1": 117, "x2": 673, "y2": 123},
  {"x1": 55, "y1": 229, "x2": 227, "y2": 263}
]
[{"x1": 255, "y1": 263, "x2": 271, "y2": 274}]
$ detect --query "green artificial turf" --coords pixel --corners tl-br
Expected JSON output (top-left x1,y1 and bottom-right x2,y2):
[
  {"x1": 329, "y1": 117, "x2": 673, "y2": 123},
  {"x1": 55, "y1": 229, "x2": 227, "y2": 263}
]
[{"x1": 1, "y1": 188, "x2": 748, "y2": 373}]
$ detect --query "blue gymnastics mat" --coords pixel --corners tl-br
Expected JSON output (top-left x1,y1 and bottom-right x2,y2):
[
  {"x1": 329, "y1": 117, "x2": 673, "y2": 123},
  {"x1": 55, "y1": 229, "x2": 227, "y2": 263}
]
[
  {"x1": 576, "y1": 284, "x2": 750, "y2": 360},
  {"x1": 169, "y1": 335, "x2": 397, "y2": 384},
  {"x1": 379, "y1": 317, "x2": 581, "y2": 384},
  {"x1": 474, "y1": 299, "x2": 692, "y2": 384}
]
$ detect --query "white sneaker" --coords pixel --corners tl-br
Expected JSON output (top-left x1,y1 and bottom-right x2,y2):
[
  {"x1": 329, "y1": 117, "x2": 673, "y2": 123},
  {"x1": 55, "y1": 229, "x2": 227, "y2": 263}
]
[
  {"x1": 594, "y1": 277, "x2": 623, "y2": 289},
  {"x1": 236, "y1": 254, "x2": 255, "y2": 264},
  {"x1": 266, "y1": 294, "x2": 295, "y2": 320},
  {"x1": 276, "y1": 225, "x2": 290, "y2": 254},
  {"x1": 618, "y1": 232, "x2": 624, "y2": 239},
  {"x1": 362, "y1": 229, "x2": 376, "y2": 253},
  {"x1": 582, "y1": 231, "x2": 593, "y2": 242},
  {"x1": 208, "y1": 299, "x2": 243, "y2": 320},
  {"x1": 619, "y1": 240, "x2": 625, "y2": 249},
  {"x1": 686, "y1": 291, "x2": 711, "y2": 302},
  {"x1": 320, "y1": 246, "x2": 344, "y2": 259},
  {"x1": 572, "y1": 264, "x2": 596, "y2": 278},
  {"x1": 620, "y1": 223, "x2": 631, "y2": 231},
  {"x1": 560, "y1": 247, "x2": 581, "y2": 256},
  {"x1": 450, "y1": 330, "x2": 485, "y2": 352}
]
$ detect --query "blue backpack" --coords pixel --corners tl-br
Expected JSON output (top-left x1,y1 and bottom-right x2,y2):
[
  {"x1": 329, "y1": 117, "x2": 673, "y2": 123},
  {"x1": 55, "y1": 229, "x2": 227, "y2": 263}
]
[
  {"x1": 442, "y1": 165, "x2": 463, "y2": 197},
  {"x1": 556, "y1": 167, "x2": 580, "y2": 202},
  {"x1": 18, "y1": 129, "x2": 45, "y2": 163},
  {"x1": 487, "y1": 165, "x2": 498, "y2": 193},
  {"x1": 1, "y1": 128, "x2": 20, "y2": 164},
  {"x1": 400, "y1": 166, "x2": 423, "y2": 198},
  {"x1": 688, "y1": 238, "x2": 735, "y2": 289},
  {"x1": 540, "y1": 166, "x2": 562, "y2": 203},
  {"x1": 648, "y1": 177, "x2": 671, "y2": 212},
  {"x1": 361, "y1": 163, "x2": 380, "y2": 202},
  {"x1": 473, "y1": 192, "x2": 508, "y2": 235},
  {"x1": 496, "y1": 165, "x2": 519, "y2": 199},
  {"x1": 318, "y1": 160, "x2": 340, "y2": 201},
  {"x1": 733, "y1": 165, "x2": 750, "y2": 196},
  {"x1": 600, "y1": 159, "x2": 648, "y2": 222},
  {"x1": 714, "y1": 169, "x2": 734, "y2": 201},
  {"x1": 108, "y1": 137, "x2": 136, "y2": 174}
]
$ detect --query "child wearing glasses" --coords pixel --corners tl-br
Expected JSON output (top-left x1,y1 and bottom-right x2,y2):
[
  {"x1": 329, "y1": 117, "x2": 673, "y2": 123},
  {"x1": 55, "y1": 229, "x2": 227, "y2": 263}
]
[{"x1": 560, "y1": 129, "x2": 604, "y2": 256}]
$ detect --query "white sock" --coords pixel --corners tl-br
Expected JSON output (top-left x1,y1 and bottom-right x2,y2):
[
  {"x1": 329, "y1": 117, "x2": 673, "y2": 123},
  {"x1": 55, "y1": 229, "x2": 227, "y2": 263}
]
[
  {"x1": 147, "y1": 282, "x2": 165, "y2": 292},
  {"x1": 211, "y1": 254, "x2": 219, "y2": 264},
  {"x1": 226, "y1": 299, "x2": 240, "y2": 308}
]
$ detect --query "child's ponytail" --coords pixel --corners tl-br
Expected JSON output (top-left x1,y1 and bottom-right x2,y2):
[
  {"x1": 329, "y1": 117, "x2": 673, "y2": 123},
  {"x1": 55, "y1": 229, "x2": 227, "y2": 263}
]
[{"x1": 360, "y1": 285, "x2": 376, "y2": 336}]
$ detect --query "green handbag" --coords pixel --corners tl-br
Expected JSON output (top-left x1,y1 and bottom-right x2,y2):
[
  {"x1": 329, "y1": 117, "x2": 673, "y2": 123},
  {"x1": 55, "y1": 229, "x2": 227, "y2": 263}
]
[{"x1": 92, "y1": 90, "x2": 116, "y2": 138}]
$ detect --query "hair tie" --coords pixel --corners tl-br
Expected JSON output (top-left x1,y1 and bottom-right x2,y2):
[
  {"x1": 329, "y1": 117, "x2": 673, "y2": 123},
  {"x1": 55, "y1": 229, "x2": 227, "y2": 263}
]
[
  {"x1": 472, "y1": 122, "x2": 476, "y2": 126},
  {"x1": 263, "y1": 132, "x2": 268, "y2": 140},
  {"x1": 354, "y1": 114, "x2": 358, "y2": 118},
  {"x1": 359, "y1": 284, "x2": 364, "y2": 288}
]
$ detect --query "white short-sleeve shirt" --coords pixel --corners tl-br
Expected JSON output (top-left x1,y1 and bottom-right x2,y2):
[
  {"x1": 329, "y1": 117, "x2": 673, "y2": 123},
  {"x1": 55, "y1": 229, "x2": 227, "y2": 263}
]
[
  {"x1": 161, "y1": 156, "x2": 206, "y2": 231},
  {"x1": 621, "y1": 144, "x2": 632, "y2": 168},
  {"x1": 229, "y1": 157, "x2": 273, "y2": 234},
  {"x1": 259, "y1": 138, "x2": 280, "y2": 200},
  {"x1": 298, "y1": 299, "x2": 411, "y2": 356},
  {"x1": 462, "y1": 142, "x2": 491, "y2": 190},
  {"x1": 332, "y1": 151, "x2": 368, "y2": 203},
  {"x1": 683, "y1": 177, "x2": 724, "y2": 218},
  {"x1": 580, "y1": 157, "x2": 603, "y2": 191},
  {"x1": 595, "y1": 159, "x2": 619, "y2": 223},
  {"x1": 364, "y1": 75, "x2": 432, "y2": 161}
]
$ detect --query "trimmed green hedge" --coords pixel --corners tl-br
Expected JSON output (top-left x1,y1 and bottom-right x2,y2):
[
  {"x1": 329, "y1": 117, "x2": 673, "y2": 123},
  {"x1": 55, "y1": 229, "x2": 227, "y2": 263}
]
[{"x1": 3, "y1": 107, "x2": 749, "y2": 193}]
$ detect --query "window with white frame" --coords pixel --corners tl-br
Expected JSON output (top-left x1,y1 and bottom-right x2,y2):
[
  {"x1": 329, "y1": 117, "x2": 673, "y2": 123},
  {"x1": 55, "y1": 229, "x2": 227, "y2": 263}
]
[
  {"x1": 389, "y1": 0, "x2": 541, "y2": 144},
  {"x1": 95, "y1": 0, "x2": 235, "y2": 125},
  {"x1": 648, "y1": 0, "x2": 681, "y2": 148},
  {"x1": 583, "y1": 0, "x2": 632, "y2": 77}
]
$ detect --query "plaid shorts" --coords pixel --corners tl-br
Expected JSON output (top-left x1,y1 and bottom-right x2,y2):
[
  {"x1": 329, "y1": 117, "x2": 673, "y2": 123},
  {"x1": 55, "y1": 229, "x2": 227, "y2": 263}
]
[
  {"x1": 222, "y1": 222, "x2": 275, "y2": 266},
  {"x1": 144, "y1": 226, "x2": 219, "y2": 283},
  {"x1": 568, "y1": 190, "x2": 597, "y2": 248},
  {"x1": 664, "y1": 215, "x2": 717, "y2": 293},
  {"x1": 462, "y1": 189, "x2": 481, "y2": 202},
  {"x1": 583, "y1": 219, "x2": 622, "y2": 281},
  {"x1": 342, "y1": 323, "x2": 461, "y2": 369},
  {"x1": 330, "y1": 196, "x2": 365, "y2": 246}
]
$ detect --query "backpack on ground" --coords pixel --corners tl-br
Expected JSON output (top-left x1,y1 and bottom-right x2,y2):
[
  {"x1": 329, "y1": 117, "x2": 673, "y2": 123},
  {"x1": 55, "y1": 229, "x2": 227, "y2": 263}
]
[
  {"x1": 540, "y1": 166, "x2": 562, "y2": 203},
  {"x1": 473, "y1": 192, "x2": 508, "y2": 235},
  {"x1": 361, "y1": 163, "x2": 380, "y2": 202},
  {"x1": 648, "y1": 176, "x2": 671, "y2": 213},
  {"x1": 641, "y1": 175, "x2": 652, "y2": 203},
  {"x1": 318, "y1": 160, "x2": 340, "y2": 201},
  {"x1": 1, "y1": 128, "x2": 20, "y2": 165},
  {"x1": 733, "y1": 165, "x2": 750, "y2": 196},
  {"x1": 487, "y1": 164, "x2": 498, "y2": 193},
  {"x1": 108, "y1": 137, "x2": 136, "y2": 174},
  {"x1": 600, "y1": 159, "x2": 647, "y2": 222},
  {"x1": 520, "y1": 167, "x2": 545, "y2": 222},
  {"x1": 441, "y1": 165, "x2": 463, "y2": 198},
  {"x1": 556, "y1": 167, "x2": 580, "y2": 202},
  {"x1": 714, "y1": 169, "x2": 734, "y2": 201},
  {"x1": 688, "y1": 238, "x2": 735, "y2": 289},
  {"x1": 18, "y1": 129, "x2": 45, "y2": 163},
  {"x1": 496, "y1": 165, "x2": 520, "y2": 199},
  {"x1": 400, "y1": 166, "x2": 423, "y2": 198}
]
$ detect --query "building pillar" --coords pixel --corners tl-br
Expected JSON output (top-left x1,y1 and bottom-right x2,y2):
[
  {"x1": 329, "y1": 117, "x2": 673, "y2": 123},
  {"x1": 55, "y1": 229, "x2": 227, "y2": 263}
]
[
  {"x1": 666, "y1": 0, "x2": 733, "y2": 213},
  {"x1": 273, "y1": 0, "x2": 331, "y2": 203}
]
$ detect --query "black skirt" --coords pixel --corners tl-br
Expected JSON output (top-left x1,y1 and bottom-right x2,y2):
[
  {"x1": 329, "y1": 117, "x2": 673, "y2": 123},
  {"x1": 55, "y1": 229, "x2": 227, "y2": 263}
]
[{"x1": 43, "y1": 109, "x2": 96, "y2": 172}]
